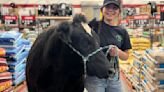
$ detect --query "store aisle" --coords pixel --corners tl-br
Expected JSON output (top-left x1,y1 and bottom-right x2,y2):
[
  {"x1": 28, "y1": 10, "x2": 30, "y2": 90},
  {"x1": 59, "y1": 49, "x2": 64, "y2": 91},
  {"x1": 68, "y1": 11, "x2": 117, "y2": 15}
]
[
  {"x1": 121, "y1": 77, "x2": 133, "y2": 92},
  {"x1": 83, "y1": 76, "x2": 133, "y2": 92},
  {"x1": 23, "y1": 74, "x2": 134, "y2": 92}
]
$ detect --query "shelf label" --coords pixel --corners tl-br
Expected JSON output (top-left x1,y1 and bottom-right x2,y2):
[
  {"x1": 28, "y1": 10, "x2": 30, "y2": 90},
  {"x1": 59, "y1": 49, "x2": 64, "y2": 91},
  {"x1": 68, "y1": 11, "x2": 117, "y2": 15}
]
[
  {"x1": 21, "y1": 16, "x2": 36, "y2": 26},
  {"x1": 39, "y1": 19, "x2": 50, "y2": 29},
  {"x1": 155, "y1": 14, "x2": 160, "y2": 19},
  {"x1": 3, "y1": 15, "x2": 18, "y2": 25},
  {"x1": 160, "y1": 6, "x2": 164, "y2": 12},
  {"x1": 134, "y1": 15, "x2": 149, "y2": 20},
  {"x1": 121, "y1": 20, "x2": 128, "y2": 24}
]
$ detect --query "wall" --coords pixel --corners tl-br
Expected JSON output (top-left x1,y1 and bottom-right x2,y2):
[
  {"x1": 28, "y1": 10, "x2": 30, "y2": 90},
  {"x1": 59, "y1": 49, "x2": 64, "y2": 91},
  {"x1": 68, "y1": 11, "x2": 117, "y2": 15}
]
[
  {"x1": 0, "y1": 0, "x2": 80, "y2": 4},
  {"x1": 0, "y1": 0, "x2": 163, "y2": 4},
  {"x1": 0, "y1": 0, "x2": 103, "y2": 15},
  {"x1": 0, "y1": 0, "x2": 163, "y2": 14},
  {"x1": 123, "y1": 0, "x2": 163, "y2": 4}
]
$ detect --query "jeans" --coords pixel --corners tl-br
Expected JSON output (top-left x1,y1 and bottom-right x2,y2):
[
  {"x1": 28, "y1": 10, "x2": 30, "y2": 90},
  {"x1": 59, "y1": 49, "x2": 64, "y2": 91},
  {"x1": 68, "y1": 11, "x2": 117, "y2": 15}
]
[{"x1": 85, "y1": 76, "x2": 122, "y2": 92}]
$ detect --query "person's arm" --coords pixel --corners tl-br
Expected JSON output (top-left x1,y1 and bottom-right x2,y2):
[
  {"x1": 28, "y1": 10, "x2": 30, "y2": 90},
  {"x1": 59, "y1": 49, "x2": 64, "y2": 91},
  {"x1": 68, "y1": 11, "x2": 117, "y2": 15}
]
[
  {"x1": 110, "y1": 47, "x2": 129, "y2": 60},
  {"x1": 118, "y1": 49, "x2": 129, "y2": 60}
]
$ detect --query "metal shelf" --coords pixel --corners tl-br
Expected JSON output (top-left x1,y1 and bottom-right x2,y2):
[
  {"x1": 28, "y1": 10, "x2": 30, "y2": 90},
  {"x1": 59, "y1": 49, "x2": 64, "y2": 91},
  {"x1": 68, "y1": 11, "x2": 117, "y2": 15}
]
[{"x1": 36, "y1": 16, "x2": 72, "y2": 20}]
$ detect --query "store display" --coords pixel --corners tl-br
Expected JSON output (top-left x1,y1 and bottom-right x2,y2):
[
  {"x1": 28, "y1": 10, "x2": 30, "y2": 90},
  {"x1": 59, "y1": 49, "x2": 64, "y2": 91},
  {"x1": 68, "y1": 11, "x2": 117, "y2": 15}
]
[
  {"x1": 0, "y1": 56, "x2": 12, "y2": 91},
  {"x1": 0, "y1": 31, "x2": 22, "y2": 46},
  {"x1": 2, "y1": 86, "x2": 13, "y2": 92},
  {"x1": 131, "y1": 38, "x2": 150, "y2": 51},
  {"x1": 0, "y1": 0, "x2": 163, "y2": 92},
  {"x1": 0, "y1": 80, "x2": 12, "y2": 92},
  {"x1": 141, "y1": 49, "x2": 164, "y2": 92},
  {"x1": 2, "y1": 15, "x2": 18, "y2": 26},
  {"x1": 57, "y1": 3, "x2": 72, "y2": 16},
  {"x1": 51, "y1": 4, "x2": 59, "y2": 16},
  {"x1": 0, "y1": 48, "x2": 6, "y2": 57},
  {"x1": 38, "y1": 3, "x2": 72, "y2": 16},
  {"x1": 21, "y1": 16, "x2": 36, "y2": 26},
  {"x1": 0, "y1": 30, "x2": 31, "y2": 91}
]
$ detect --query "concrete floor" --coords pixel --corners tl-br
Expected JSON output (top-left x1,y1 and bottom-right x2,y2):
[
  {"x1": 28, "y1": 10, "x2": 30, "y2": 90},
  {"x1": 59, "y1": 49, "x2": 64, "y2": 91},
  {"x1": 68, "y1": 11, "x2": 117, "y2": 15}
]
[{"x1": 23, "y1": 76, "x2": 133, "y2": 92}]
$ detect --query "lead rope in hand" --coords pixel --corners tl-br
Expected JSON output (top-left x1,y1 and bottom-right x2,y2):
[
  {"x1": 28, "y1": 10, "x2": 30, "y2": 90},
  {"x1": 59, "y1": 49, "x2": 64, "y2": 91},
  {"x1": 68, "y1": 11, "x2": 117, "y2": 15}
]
[
  {"x1": 65, "y1": 41, "x2": 116, "y2": 76},
  {"x1": 106, "y1": 45, "x2": 119, "y2": 80}
]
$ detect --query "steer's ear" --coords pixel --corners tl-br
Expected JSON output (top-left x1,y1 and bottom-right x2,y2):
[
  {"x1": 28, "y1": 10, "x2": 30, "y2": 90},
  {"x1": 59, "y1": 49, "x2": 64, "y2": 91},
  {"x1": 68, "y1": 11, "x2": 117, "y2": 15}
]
[
  {"x1": 73, "y1": 14, "x2": 87, "y2": 24},
  {"x1": 73, "y1": 14, "x2": 92, "y2": 36},
  {"x1": 57, "y1": 21, "x2": 72, "y2": 44}
]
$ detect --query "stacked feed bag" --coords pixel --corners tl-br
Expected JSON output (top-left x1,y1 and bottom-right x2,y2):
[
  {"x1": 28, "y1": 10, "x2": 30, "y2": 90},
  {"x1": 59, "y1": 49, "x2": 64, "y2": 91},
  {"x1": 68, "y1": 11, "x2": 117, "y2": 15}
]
[
  {"x1": 0, "y1": 31, "x2": 23, "y2": 49},
  {"x1": 130, "y1": 38, "x2": 150, "y2": 51},
  {"x1": 21, "y1": 29, "x2": 38, "y2": 43},
  {"x1": 141, "y1": 48, "x2": 164, "y2": 92},
  {"x1": 0, "y1": 56, "x2": 12, "y2": 91},
  {"x1": 0, "y1": 31, "x2": 30, "y2": 86},
  {"x1": 25, "y1": 31, "x2": 38, "y2": 43},
  {"x1": 120, "y1": 64, "x2": 133, "y2": 88},
  {"x1": 131, "y1": 51, "x2": 144, "y2": 91}
]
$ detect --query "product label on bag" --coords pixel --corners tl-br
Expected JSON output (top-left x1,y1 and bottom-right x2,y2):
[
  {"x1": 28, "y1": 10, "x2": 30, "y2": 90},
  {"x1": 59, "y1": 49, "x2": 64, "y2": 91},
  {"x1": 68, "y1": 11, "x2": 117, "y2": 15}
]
[
  {"x1": 21, "y1": 16, "x2": 36, "y2": 26},
  {"x1": 3, "y1": 15, "x2": 18, "y2": 25}
]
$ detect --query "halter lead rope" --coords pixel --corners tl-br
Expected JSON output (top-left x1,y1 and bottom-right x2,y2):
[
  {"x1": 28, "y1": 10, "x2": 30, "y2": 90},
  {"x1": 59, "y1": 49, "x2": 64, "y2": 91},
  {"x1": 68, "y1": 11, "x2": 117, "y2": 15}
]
[{"x1": 66, "y1": 42, "x2": 116, "y2": 75}]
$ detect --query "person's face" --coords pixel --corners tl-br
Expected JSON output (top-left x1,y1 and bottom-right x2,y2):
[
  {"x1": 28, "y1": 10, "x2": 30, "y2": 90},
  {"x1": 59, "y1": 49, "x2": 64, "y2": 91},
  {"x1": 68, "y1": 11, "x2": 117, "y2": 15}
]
[{"x1": 102, "y1": 4, "x2": 120, "y2": 21}]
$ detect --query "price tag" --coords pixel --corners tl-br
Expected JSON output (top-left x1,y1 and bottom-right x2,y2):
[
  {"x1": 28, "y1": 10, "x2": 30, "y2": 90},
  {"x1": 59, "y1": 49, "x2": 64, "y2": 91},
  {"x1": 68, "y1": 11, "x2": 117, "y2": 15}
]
[
  {"x1": 133, "y1": 15, "x2": 149, "y2": 27},
  {"x1": 39, "y1": 19, "x2": 50, "y2": 29},
  {"x1": 155, "y1": 14, "x2": 160, "y2": 19},
  {"x1": 3, "y1": 15, "x2": 18, "y2": 25},
  {"x1": 21, "y1": 16, "x2": 36, "y2": 26}
]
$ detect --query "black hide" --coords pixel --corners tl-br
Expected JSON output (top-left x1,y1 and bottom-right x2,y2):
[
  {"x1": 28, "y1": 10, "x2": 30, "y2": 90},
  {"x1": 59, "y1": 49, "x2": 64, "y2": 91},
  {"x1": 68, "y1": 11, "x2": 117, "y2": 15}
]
[{"x1": 26, "y1": 14, "x2": 114, "y2": 92}]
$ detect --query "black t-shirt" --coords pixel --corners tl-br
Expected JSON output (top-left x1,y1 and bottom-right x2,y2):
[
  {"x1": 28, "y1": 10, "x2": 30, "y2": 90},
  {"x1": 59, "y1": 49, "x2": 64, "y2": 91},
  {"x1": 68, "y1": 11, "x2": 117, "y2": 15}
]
[
  {"x1": 89, "y1": 19, "x2": 132, "y2": 51},
  {"x1": 88, "y1": 19, "x2": 132, "y2": 79}
]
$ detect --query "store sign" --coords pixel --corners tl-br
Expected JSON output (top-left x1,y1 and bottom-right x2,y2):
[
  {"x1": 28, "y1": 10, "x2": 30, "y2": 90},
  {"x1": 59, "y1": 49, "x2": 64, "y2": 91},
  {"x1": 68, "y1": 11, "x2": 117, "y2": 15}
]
[
  {"x1": 133, "y1": 15, "x2": 149, "y2": 27},
  {"x1": 21, "y1": 16, "x2": 36, "y2": 26},
  {"x1": 3, "y1": 15, "x2": 18, "y2": 25},
  {"x1": 160, "y1": 6, "x2": 164, "y2": 12}
]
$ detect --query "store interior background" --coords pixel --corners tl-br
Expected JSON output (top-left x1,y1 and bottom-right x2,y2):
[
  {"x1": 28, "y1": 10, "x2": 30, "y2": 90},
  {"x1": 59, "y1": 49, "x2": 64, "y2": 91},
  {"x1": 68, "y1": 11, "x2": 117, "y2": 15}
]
[{"x1": 0, "y1": 0, "x2": 163, "y2": 92}]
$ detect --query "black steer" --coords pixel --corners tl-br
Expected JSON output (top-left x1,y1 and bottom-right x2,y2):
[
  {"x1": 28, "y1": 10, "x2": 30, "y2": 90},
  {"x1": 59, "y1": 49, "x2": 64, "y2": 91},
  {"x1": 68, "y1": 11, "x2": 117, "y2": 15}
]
[{"x1": 26, "y1": 14, "x2": 114, "y2": 92}]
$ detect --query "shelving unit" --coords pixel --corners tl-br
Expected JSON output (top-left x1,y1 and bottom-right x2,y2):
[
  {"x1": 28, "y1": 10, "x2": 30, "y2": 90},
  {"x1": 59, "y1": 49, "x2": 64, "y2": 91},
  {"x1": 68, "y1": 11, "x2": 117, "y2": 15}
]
[
  {"x1": 0, "y1": 4, "x2": 72, "y2": 30},
  {"x1": 120, "y1": 3, "x2": 164, "y2": 92},
  {"x1": 36, "y1": 16, "x2": 72, "y2": 20}
]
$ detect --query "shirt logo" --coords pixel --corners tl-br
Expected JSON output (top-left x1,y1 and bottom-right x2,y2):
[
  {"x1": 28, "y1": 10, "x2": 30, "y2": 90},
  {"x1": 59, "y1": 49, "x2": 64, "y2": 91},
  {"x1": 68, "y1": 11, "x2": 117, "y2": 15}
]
[{"x1": 116, "y1": 35, "x2": 122, "y2": 42}]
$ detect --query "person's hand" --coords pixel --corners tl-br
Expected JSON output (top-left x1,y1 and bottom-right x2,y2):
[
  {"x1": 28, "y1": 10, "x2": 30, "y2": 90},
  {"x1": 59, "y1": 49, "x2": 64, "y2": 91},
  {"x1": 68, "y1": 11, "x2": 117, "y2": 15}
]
[{"x1": 109, "y1": 46, "x2": 118, "y2": 57}]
